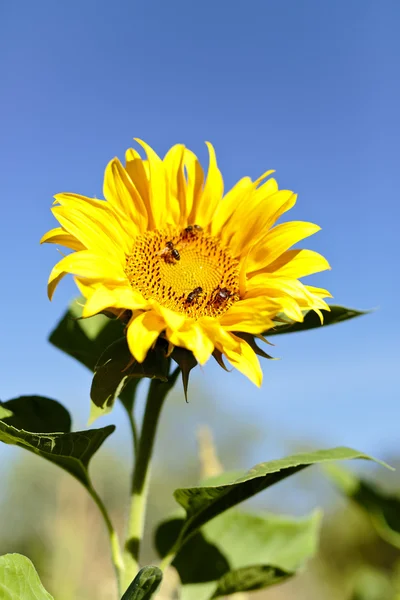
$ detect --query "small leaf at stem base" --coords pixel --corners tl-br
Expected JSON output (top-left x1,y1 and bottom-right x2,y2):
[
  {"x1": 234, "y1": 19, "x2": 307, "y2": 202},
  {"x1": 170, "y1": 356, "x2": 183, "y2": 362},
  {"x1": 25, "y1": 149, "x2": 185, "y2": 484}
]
[{"x1": 121, "y1": 565, "x2": 163, "y2": 600}]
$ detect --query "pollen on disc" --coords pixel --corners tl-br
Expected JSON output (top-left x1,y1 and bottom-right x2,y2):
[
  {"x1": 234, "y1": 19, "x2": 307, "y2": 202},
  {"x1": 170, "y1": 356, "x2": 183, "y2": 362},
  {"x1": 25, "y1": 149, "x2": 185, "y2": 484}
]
[{"x1": 125, "y1": 227, "x2": 240, "y2": 319}]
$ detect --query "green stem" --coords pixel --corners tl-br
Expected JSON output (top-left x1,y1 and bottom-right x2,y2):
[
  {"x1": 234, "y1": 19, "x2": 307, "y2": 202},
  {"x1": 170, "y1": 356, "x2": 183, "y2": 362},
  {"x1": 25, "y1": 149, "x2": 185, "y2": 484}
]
[
  {"x1": 159, "y1": 550, "x2": 176, "y2": 573},
  {"x1": 88, "y1": 484, "x2": 124, "y2": 594},
  {"x1": 126, "y1": 406, "x2": 139, "y2": 458},
  {"x1": 122, "y1": 369, "x2": 179, "y2": 591}
]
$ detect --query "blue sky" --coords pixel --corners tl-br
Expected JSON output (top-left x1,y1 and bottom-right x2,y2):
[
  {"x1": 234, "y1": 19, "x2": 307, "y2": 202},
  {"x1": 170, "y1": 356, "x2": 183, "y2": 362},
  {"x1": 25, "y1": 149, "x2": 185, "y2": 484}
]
[{"x1": 1, "y1": 0, "x2": 399, "y2": 478}]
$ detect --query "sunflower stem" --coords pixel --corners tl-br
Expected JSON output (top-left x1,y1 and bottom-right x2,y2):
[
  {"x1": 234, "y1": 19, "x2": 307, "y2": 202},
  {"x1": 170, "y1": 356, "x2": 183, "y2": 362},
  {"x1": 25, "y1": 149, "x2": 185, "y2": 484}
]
[
  {"x1": 125, "y1": 404, "x2": 139, "y2": 458},
  {"x1": 121, "y1": 367, "x2": 179, "y2": 592},
  {"x1": 87, "y1": 484, "x2": 124, "y2": 595}
]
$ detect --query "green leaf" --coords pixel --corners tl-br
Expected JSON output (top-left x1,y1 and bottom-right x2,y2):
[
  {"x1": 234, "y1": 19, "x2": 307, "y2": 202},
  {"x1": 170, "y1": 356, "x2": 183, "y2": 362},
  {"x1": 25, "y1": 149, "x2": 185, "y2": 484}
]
[
  {"x1": 0, "y1": 406, "x2": 13, "y2": 420},
  {"x1": 156, "y1": 510, "x2": 320, "y2": 600},
  {"x1": 0, "y1": 416, "x2": 115, "y2": 488},
  {"x1": 211, "y1": 565, "x2": 291, "y2": 597},
  {"x1": 49, "y1": 297, "x2": 125, "y2": 371},
  {"x1": 90, "y1": 338, "x2": 169, "y2": 422},
  {"x1": 266, "y1": 305, "x2": 369, "y2": 336},
  {"x1": 326, "y1": 464, "x2": 400, "y2": 549},
  {"x1": 0, "y1": 396, "x2": 71, "y2": 433},
  {"x1": 0, "y1": 554, "x2": 53, "y2": 600},
  {"x1": 173, "y1": 447, "x2": 388, "y2": 548},
  {"x1": 121, "y1": 566, "x2": 162, "y2": 600}
]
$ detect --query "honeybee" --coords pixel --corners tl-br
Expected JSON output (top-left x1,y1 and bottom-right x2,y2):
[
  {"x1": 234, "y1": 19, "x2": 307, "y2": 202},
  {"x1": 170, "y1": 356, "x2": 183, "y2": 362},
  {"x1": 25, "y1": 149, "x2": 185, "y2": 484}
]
[
  {"x1": 157, "y1": 241, "x2": 180, "y2": 263},
  {"x1": 182, "y1": 224, "x2": 203, "y2": 240},
  {"x1": 185, "y1": 286, "x2": 203, "y2": 304},
  {"x1": 213, "y1": 287, "x2": 234, "y2": 302}
]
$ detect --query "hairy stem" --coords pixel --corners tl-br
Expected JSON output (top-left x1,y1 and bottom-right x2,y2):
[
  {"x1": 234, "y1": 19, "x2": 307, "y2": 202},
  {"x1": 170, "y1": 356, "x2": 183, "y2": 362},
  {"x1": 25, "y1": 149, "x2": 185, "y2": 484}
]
[{"x1": 121, "y1": 369, "x2": 179, "y2": 592}]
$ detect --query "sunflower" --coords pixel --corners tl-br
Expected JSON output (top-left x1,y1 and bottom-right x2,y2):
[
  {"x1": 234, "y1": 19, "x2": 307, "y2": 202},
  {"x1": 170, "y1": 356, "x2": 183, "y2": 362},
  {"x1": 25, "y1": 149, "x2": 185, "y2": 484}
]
[{"x1": 41, "y1": 140, "x2": 331, "y2": 386}]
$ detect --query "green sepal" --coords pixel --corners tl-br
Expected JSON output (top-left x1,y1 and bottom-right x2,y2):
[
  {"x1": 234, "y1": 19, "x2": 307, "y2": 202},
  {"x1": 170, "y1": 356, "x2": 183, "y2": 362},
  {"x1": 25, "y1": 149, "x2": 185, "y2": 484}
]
[
  {"x1": 90, "y1": 338, "x2": 169, "y2": 423},
  {"x1": 0, "y1": 395, "x2": 71, "y2": 433},
  {"x1": 0, "y1": 554, "x2": 54, "y2": 600},
  {"x1": 172, "y1": 447, "x2": 389, "y2": 548},
  {"x1": 266, "y1": 305, "x2": 369, "y2": 337},
  {"x1": 171, "y1": 346, "x2": 198, "y2": 401},
  {"x1": 326, "y1": 464, "x2": 400, "y2": 549},
  {"x1": 120, "y1": 565, "x2": 163, "y2": 600}
]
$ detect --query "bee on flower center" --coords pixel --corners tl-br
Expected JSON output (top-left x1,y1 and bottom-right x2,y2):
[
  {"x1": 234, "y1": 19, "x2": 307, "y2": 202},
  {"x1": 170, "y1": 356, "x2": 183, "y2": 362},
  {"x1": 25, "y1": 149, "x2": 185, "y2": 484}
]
[
  {"x1": 157, "y1": 241, "x2": 180, "y2": 263},
  {"x1": 185, "y1": 286, "x2": 203, "y2": 304},
  {"x1": 213, "y1": 286, "x2": 235, "y2": 304},
  {"x1": 181, "y1": 224, "x2": 203, "y2": 240}
]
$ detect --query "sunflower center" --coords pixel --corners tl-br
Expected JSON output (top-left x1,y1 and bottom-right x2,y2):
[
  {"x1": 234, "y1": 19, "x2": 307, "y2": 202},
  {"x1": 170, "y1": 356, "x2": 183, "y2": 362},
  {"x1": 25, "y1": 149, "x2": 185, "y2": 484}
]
[{"x1": 125, "y1": 226, "x2": 240, "y2": 318}]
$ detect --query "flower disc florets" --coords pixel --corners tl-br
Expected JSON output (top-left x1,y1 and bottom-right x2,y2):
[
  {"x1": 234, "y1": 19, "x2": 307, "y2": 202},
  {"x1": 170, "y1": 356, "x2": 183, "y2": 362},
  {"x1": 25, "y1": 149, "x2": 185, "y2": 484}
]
[{"x1": 125, "y1": 226, "x2": 239, "y2": 319}]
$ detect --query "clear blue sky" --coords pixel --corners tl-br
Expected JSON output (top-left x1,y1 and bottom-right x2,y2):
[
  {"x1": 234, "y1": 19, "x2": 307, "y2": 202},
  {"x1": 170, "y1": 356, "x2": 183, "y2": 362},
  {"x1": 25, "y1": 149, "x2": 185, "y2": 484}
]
[{"x1": 1, "y1": 0, "x2": 399, "y2": 474}]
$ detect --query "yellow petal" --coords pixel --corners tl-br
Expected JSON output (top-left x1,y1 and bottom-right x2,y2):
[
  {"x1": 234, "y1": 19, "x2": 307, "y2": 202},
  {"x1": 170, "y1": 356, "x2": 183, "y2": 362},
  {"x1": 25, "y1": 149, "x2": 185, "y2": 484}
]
[
  {"x1": 51, "y1": 206, "x2": 126, "y2": 262},
  {"x1": 221, "y1": 332, "x2": 263, "y2": 387},
  {"x1": 210, "y1": 177, "x2": 253, "y2": 237},
  {"x1": 190, "y1": 142, "x2": 223, "y2": 227},
  {"x1": 125, "y1": 148, "x2": 153, "y2": 226},
  {"x1": 53, "y1": 193, "x2": 133, "y2": 244},
  {"x1": 219, "y1": 298, "x2": 277, "y2": 333},
  {"x1": 103, "y1": 157, "x2": 148, "y2": 232},
  {"x1": 134, "y1": 138, "x2": 170, "y2": 229},
  {"x1": 48, "y1": 251, "x2": 125, "y2": 300},
  {"x1": 228, "y1": 190, "x2": 297, "y2": 257},
  {"x1": 40, "y1": 227, "x2": 85, "y2": 251},
  {"x1": 81, "y1": 284, "x2": 147, "y2": 318},
  {"x1": 304, "y1": 284, "x2": 332, "y2": 299},
  {"x1": 126, "y1": 311, "x2": 165, "y2": 362},
  {"x1": 215, "y1": 174, "x2": 277, "y2": 250},
  {"x1": 266, "y1": 249, "x2": 331, "y2": 278},
  {"x1": 246, "y1": 277, "x2": 329, "y2": 322},
  {"x1": 47, "y1": 269, "x2": 68, "y2": 301},
  {"x1": 52, "y1": 192, "x2": 133, "y2": 255},
  {"x1": 152, "y1": 301, "x2": 187, "y2": 330},
  {"x1": 183, "y1": 148, "x2": 204, "y2": 223},
  {"x1": 163, "y1": 144, "x2": 187, "y2": 226},
  {"x1": 167, "y1": 323, "x2": 214, "y2": 365},
  {"x1": 246, "y1": 221, "x2": 321, "y2": 274}
]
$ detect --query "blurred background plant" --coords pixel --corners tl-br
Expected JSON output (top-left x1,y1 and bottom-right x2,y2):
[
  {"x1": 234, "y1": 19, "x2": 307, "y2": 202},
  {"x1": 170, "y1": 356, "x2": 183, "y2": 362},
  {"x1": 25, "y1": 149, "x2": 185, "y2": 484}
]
[{"x1": 1, "y1": 381, "x2": 399, "y2": 600}]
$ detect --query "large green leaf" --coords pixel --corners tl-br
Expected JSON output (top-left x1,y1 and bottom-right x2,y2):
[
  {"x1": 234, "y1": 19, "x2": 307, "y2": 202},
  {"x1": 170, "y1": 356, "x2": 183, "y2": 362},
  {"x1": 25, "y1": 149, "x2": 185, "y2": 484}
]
[
  {"x1": 121, "y1": 566, "x2": 162, "y2": 600},
  {"x1": 211, "y1": 565, "x2": 290, "y2": 598},
  {"x1": 0, "y1": 554, "x2": 53, "y2": 600},
  {"x1": 266, "y1": 305, "x2": 369, "y2": 336},
  {"x1": 49, "y1": 297, "x2": 125, "y2": 371},
  {"x1": 0, "y1": 396, "x2": 71, "y2": 433},
  {"x1": 327, "y1": 464, "x2": 400, "y2": 549},
  {"x1": 173, "y1": 447, "x2": 387, "y2": 547},
  {"x1": 0, "y1": 415, "x2": 114, "y2": 487},
  {"x1": 156, "y1": 510, "x2": 320, "y2": 600}
]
